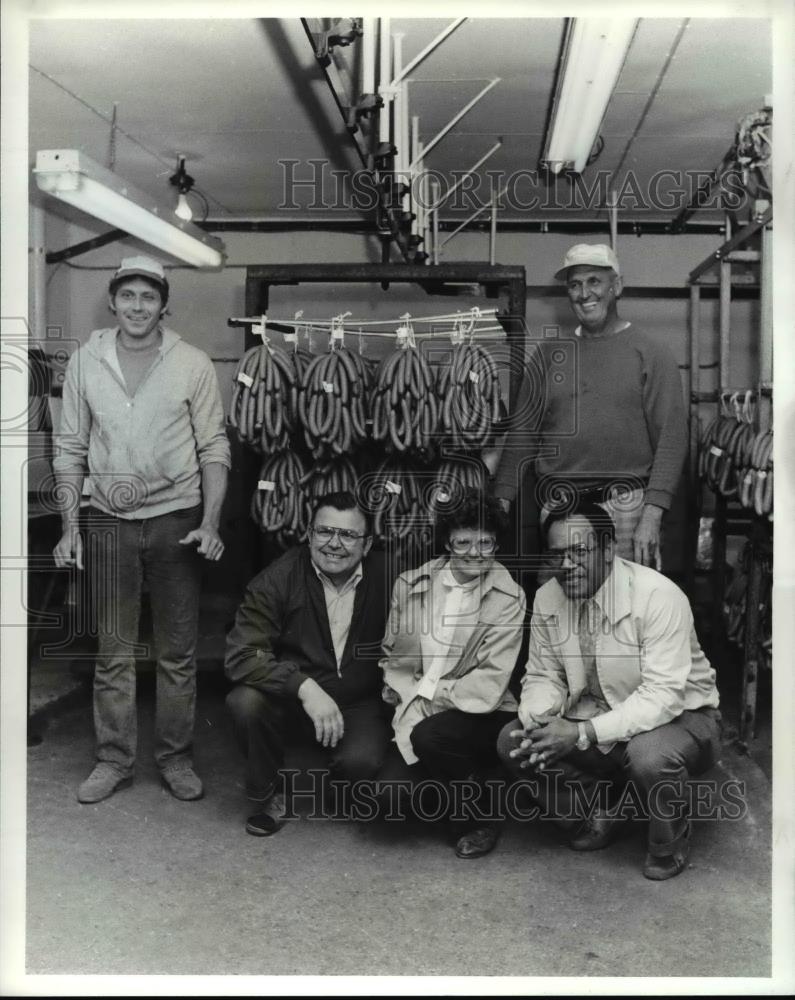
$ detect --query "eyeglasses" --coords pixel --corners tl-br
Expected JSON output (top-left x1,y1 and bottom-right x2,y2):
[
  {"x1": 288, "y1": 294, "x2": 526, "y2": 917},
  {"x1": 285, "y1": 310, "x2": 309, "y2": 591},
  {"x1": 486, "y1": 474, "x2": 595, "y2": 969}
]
[
  {"x1": 447, "y1": 536, "x2": 497, "y2": 556},
  {"x1": 544, "y1": 541, "x2": 599, "y2": 565},
  {"x1": 312, "y1": 525, "x2": 369, "y2": 545}
]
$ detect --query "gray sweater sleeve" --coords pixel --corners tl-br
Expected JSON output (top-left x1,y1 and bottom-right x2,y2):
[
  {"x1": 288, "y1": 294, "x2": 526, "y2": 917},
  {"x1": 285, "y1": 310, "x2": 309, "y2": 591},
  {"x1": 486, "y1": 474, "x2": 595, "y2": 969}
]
[{"x1": 640, "y1": 340, "x2": 688, "y2": 509}]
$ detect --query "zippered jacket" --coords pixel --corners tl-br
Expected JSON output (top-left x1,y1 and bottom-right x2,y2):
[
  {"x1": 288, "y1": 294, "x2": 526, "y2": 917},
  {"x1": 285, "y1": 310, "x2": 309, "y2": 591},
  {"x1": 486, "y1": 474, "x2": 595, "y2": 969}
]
[
  {"x1": 225, "y1": 546, "x2": 393, "y2": 706},
  {"x1": 53, "y1": 327, "x2": 231, "y2": 518}
]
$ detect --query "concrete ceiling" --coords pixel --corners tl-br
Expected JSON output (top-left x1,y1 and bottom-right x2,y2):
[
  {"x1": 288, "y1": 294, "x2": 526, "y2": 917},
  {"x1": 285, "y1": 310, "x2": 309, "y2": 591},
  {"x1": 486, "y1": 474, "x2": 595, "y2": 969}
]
[{"x1": 28, "y1": 16, "x2": 771, "y2": 227}]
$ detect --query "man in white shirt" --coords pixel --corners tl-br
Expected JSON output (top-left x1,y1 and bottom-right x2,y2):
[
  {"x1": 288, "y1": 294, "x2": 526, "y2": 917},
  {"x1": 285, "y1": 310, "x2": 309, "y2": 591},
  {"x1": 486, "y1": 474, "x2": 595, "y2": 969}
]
[
  {"x1": 497, "y1": 500, "x2": 721, "y2": 880},
  {"x1": 378, "y1": 492, "x2": 526, "y2": 859}
]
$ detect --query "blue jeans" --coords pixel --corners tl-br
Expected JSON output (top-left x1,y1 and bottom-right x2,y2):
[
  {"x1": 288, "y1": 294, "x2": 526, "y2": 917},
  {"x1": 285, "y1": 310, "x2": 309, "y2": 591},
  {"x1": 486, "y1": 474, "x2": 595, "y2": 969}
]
[{"x1": 85, "y1": 505, "x2": 203, "y2": 774}]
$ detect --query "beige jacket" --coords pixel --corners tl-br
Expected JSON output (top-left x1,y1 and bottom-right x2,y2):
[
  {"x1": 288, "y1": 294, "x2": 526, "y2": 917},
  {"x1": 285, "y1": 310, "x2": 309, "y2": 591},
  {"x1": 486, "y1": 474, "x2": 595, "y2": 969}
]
[
  {"x1": 380, "y1": 556, "x2": 526, "y2": 763},
  {"x1": 519, "y1": 557, "x2": 719, "y2": 744}
]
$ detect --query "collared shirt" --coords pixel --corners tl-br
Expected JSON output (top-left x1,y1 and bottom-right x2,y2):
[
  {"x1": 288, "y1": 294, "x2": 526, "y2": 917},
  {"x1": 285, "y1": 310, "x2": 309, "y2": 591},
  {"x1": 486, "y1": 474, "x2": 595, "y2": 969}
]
[
  {"x1": 416, "y1": 567, "x2": 483, "y2": 702},
  {"x1": 312, "y1": 561, "x2": 363, "y2": 673},
  {"x1": 518, "y1": 557, "x2": 719, "y2": 744},
  {"x1": 566, "y1": 596, "x2": 616, "y2": 753}
]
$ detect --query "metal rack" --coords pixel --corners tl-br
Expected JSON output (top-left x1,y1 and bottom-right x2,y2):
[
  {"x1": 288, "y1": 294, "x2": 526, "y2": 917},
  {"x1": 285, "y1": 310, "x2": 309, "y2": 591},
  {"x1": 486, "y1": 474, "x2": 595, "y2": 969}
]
[{"x1": 687, "y1": 207, "x2": 773, "y2": 742}]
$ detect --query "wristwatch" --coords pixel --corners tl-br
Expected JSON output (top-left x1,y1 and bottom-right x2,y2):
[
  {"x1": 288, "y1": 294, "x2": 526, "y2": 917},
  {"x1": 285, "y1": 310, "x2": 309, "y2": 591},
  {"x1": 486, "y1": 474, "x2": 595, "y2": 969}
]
[{"x1": 576, "y1": 722, "x2": 591, "y2": 752}]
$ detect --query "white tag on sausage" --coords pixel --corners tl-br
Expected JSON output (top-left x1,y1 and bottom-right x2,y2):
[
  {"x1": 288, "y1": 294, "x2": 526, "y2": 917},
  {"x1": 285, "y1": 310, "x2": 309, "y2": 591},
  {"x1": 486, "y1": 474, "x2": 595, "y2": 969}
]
[
  {"x1": 258, "y1": 480, "x2": 276, "y2": 491},
  {"x1": 237, "y1": 372, "x2": 254, "y2": 387}
]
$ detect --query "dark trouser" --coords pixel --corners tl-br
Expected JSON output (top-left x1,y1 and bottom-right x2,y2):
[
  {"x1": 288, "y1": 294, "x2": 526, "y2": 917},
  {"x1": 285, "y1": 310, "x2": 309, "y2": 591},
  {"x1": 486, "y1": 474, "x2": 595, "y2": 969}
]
[
  {"x1": 497, "y1": 707, "x2": 722, "y2": 855},
  {"x1": 225, "y1": 685, "x2": 391, "y2": 802},
  {"x1": 85, "y1": 504, "x2": 203, "y2": 774},
  {"x1": 375, "y1": 709, "x2": 517, "y2": 828}
]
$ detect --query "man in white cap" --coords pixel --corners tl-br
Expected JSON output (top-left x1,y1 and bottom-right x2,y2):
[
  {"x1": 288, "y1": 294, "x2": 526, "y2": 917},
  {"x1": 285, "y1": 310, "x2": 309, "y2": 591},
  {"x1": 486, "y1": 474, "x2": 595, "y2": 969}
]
[
  {"x1": 53, "y1": 256, "x2": 231, "y2": 803},
  {"x1": 494, "y1": 242, "x2": 687, "y2": 571}
]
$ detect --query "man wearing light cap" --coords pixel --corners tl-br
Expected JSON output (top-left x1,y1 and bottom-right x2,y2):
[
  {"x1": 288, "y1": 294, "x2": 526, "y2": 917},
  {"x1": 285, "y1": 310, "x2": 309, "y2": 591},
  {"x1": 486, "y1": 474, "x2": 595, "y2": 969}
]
[
  {"x1": 53, "y1": 255, "x2": 231, "y2": 804},
  {"x1": 494, "y1": 242, "x2": 687, "y2": 571}
]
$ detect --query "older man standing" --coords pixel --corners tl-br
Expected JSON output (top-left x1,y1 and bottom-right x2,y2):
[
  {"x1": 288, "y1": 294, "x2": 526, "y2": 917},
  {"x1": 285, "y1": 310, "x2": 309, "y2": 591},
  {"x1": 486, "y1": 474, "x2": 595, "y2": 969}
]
[
  {"x1": 494, "y1": 243, "x2": 687, "y2": 569},
  {"x1": 53, "y1": 256, "x2": 231, "y2": 804},
  {"x1": 497, "y1": 500, "x2": 721, "y2": 880}
]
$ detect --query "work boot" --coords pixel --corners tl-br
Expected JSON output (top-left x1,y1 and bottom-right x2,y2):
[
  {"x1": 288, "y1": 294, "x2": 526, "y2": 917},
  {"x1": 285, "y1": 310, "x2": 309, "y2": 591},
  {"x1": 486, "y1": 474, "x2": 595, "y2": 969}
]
[
  {"x1": 643, "y1": 821, "x2": 691, "y2": 880},
  {"x1": 245, "y1": 793, "x2": 287, "y2": 837},
  {"x1": 569, "y1": 812, "x2": 622, "y2": 851},
  {"x1": 160, "y1": 765, "x2": 204, "y2": 801},
  {"x1": 454, "y1": 826, "x2": 500, "y2": 859},
  {"x1": 77, "y1": 763, "x2": 133, "y2": 804}
]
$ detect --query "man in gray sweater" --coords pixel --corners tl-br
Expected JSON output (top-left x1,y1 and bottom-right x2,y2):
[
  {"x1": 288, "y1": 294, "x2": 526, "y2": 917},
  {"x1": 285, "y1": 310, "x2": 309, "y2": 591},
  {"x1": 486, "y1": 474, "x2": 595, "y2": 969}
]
[
  {"x1": 53, "y1": 256, "x2": 231, "y2": 804},
  {"x1": 494, "y1": 243, "x2": 687, "y2": 570}
]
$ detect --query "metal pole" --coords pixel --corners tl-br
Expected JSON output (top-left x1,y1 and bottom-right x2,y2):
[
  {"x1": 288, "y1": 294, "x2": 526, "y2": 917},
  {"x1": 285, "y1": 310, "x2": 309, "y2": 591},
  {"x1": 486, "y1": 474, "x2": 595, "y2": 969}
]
[
  {"x1": 409, "y1": 78, "x2": 500, "y2": 169},
  {"x1": 719, "y1": 258, "x2": 731, "y2": 392},
  {"x1": 489, "y1": 199, "x2": 497, "y2": 266},
  {"x1": 378, "y1": 18, "x2": 391, "y2": 144},
  {"x1": 688, "y1": 283, "x2": 701, "y2": 485},
  {"x1": 400, "y1": 81, "x2": 410, "y2": 217},
  {"x1": 431, "y1": 179, "x2": 440, "y2": 264},
  {"x1": 410, "y1": 115, "x2": 420, "y2": 238},
  {"x1": 685, "y1": 282, "x2": 702, "y2": 598},
  {"x1": 30, "y1": 204, "x2": 47, "y2": 342},
  {"x1": 758, "y1": 222, "x2": 773, "y2": 431},
  {"x1": 418, "y1": 139, "x2": 427, "y2": 249},
  {"x1": 392, "y1": 18, "x2": 467, "y2": 84},
  {"x1": 362, "y1": 17, "x2": 376, "y2": 95},
  {"x1": 392, "y1": 34, "x2": 405, "y2": 178},
  {"x1": 609, "y1": 187, "x2": 618, "y2": 252}
]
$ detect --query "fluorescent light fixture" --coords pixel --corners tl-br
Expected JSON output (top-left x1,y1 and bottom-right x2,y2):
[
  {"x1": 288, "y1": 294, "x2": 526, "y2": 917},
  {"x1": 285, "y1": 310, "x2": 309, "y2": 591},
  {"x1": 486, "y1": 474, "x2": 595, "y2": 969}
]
[
  {"x1": 543, "y1": 18, "x2": 638, "y2": 175},
  {"x1": 33, "y1": 149, "x2": 225, "y2": 269}
]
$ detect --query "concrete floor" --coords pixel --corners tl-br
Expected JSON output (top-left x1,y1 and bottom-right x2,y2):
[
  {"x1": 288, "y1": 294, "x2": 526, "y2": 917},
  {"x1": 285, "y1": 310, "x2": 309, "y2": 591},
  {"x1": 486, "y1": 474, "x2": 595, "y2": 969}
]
[{"x1": 26, "y1": 676, "x2": 771, "y2": 979}]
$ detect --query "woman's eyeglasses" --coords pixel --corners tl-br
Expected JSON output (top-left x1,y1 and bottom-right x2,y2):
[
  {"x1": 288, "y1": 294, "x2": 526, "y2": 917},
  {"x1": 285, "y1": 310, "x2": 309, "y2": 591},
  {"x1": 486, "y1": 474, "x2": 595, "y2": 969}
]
[{"x1": 448, "y1": 536, "x2": 497, "y2": 556}]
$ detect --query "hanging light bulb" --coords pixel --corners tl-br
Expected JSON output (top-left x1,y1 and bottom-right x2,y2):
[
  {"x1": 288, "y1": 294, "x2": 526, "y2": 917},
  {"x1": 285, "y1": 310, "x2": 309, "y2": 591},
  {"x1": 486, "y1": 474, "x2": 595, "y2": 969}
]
[
  {"x1": 169, "y1": 155, "x2": 195, "y2": 222},
  {"x1": 175, "y1": 193, "x2": 193, "y2": 221}
]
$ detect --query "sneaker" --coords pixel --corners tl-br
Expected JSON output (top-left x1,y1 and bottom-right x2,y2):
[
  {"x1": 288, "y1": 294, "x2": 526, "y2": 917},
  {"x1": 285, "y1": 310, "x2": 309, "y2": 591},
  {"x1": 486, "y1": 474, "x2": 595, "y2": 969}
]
[
  {"x1": 77, "y1": 763, "x2": 133, "y2": 804},
  {"x1": 245, "y1": 793, "x2": 287, "y2": 837},
  {"x1": 160, "y1": 766, "x2": 204, "y2": 801}
]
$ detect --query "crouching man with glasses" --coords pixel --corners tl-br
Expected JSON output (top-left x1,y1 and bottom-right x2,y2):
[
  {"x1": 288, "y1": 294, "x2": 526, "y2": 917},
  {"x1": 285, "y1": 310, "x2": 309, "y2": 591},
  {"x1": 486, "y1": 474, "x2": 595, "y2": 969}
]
[
  {"x1": 497, "y1": 499, "x2": 721, "y2": 880},
  {"x1": 376, "y1": 491, "x2": 526, "y2": 858},
  {"x1": 224, "y1": 491, "x2": 393, "y2": 836}
]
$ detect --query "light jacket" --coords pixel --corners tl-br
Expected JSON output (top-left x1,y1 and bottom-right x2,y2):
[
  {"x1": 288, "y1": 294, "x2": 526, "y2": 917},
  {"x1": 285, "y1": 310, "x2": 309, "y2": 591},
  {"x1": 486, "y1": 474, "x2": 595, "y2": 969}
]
[
  {"x1": 53, "y1": 327, "x2": 231, "y2": 518},
  {"x1": 518, "y1": 557, "x2": 719, "y2": 744},
  {"x1": 380, "y1": 556, "x2": 526, "y2": 763}
]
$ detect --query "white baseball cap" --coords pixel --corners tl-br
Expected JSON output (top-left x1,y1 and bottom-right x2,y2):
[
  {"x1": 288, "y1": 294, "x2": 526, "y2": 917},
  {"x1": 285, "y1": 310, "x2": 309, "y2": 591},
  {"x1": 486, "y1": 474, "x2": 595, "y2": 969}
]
[
  {"x1": 554, "y1": 243, "x2": 620, "y2": 280},
  {"x1": 112, "y1": 255, "x2": 168, "y2": 287}
]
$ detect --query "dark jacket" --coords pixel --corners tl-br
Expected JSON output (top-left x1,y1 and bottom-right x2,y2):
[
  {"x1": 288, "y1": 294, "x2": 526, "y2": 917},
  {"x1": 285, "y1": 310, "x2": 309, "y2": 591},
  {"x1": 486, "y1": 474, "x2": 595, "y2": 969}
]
[{"x1": 225, "y1": 546, "x2": 392, "y2": 706}]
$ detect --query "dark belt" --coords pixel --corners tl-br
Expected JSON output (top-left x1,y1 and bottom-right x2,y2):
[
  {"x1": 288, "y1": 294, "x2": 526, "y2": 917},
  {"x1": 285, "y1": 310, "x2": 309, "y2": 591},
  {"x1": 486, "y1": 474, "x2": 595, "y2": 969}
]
[{"x1": 545, "y1": 479, "x2": 648, "y2": 506}]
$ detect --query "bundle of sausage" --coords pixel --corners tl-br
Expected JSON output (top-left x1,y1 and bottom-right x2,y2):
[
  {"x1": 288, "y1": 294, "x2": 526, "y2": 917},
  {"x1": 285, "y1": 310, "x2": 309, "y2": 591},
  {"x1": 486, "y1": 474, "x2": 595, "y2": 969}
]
[
  {"x1": 437, "y1": 342, "x2": 501, "y2": 451},
  {"x1": 229, "y1": 343, "x2": 297, "y2": 454},
  {"x1": 250, "y1": 450, "x2": 311, "y2": 547},
  {"x1": 700, "y1": 416, "x2": 773, "y2": 516},
  {"x1": 365, "y1": 460, "x2": 433, "y2": 545},
  {"x1": 298, "y1": 348, "x2": 370, "y2": 459},
  {"x1": 300, "y1": 456, "x2": 359, "y2": 505},
  {"x1": 371, "y1": 345, "x2": 439, "y2": 460}
]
